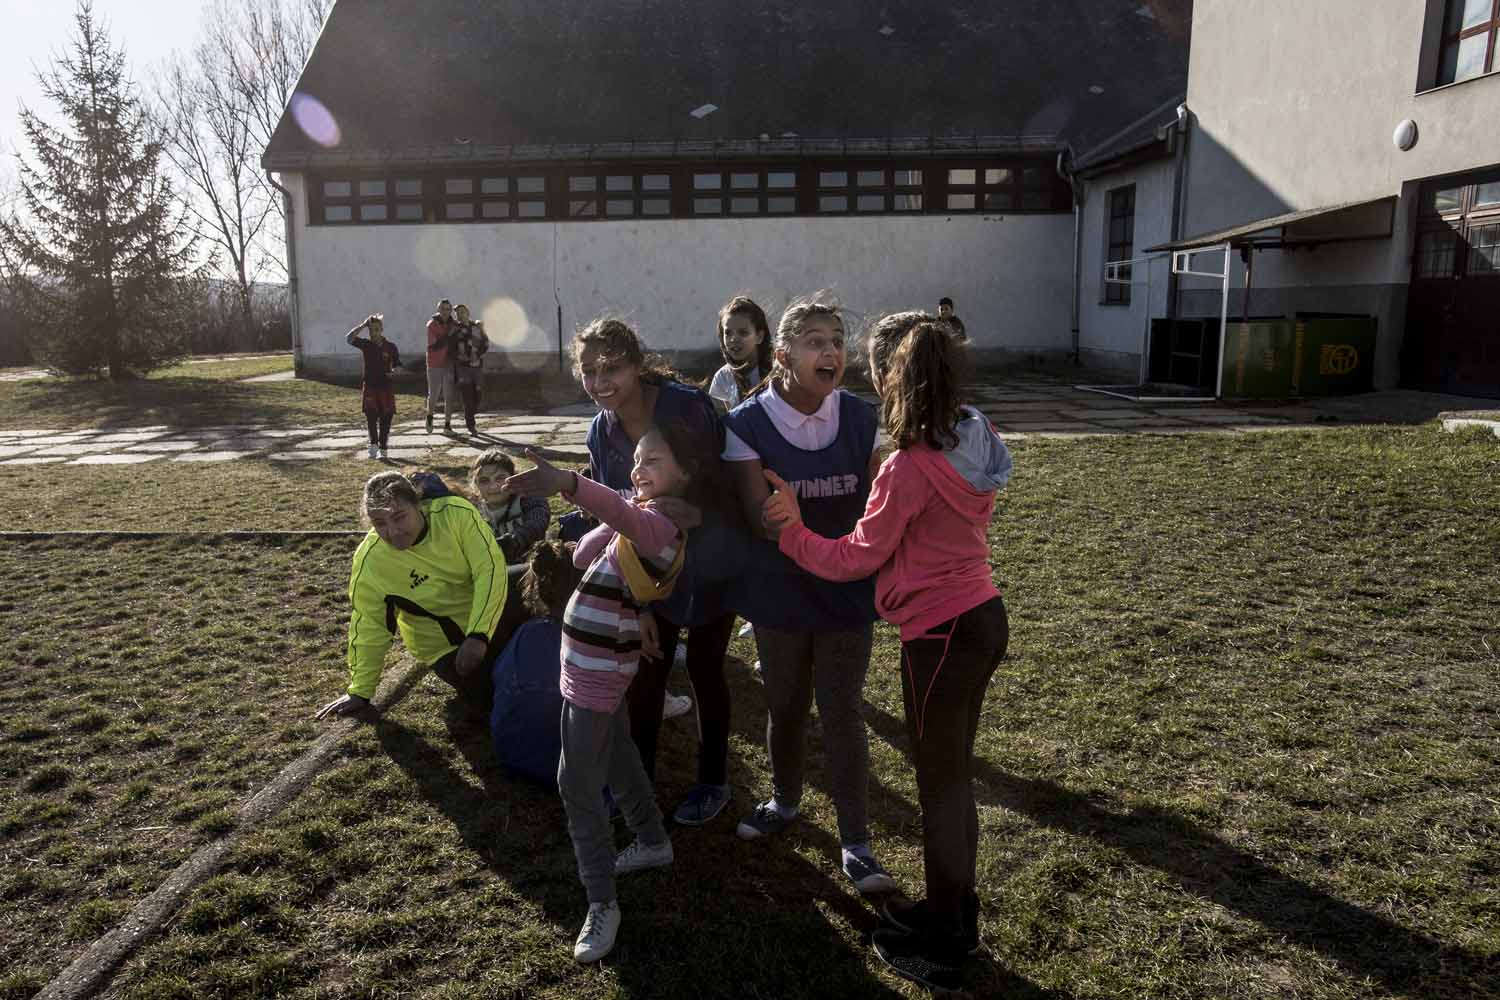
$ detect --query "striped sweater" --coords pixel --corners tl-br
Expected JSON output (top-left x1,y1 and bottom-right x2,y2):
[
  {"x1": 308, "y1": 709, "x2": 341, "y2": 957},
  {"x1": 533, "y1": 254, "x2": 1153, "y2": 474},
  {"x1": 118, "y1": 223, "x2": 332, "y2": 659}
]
[{"x1": 559, "y1": 475, "x2": 684, "y2": 712}]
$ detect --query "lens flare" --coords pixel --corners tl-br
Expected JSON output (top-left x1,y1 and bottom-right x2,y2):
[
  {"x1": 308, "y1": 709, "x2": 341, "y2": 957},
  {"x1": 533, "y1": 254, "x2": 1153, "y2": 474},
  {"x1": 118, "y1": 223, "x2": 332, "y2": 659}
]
[
  {"x1": 290, "y1": 93, "x2": 341, "y2": 148},
  {"x1": 480, "y1": 297, "x2": 535, "y2": 349}
]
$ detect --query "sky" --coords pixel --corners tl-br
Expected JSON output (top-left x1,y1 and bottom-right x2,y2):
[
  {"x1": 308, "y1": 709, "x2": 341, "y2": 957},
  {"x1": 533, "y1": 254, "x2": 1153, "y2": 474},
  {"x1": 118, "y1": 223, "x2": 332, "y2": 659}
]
[{"x1": 0, "y1": 0, "x2": 208, "y2": 170}]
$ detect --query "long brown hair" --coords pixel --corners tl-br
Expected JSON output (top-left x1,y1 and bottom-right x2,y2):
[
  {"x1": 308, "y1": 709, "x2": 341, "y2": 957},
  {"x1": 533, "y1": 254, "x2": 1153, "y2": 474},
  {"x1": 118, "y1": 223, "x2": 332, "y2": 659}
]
[
  {"x1": 520, "y1": 540, "x2": 584, "y2": 619},
  {"x1": 715, "y1": 295, "x2": 773, "y2": 399},
  {"x1": 867, "y1": 312, "x2": 967, "y2": 451},
  {"x1": 571, "y1": 317, "x2": 682, "y2": 385}
]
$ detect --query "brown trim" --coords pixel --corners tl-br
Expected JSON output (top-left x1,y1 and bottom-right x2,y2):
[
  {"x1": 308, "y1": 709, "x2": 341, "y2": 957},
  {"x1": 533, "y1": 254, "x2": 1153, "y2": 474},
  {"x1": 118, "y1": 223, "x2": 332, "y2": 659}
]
[
  {"x1": 1437, "y1": 0, "x2": 1500, "y2": 84},
  {"x1": 1412, "y1": 166, "x2": 1500, "y2": 281}
]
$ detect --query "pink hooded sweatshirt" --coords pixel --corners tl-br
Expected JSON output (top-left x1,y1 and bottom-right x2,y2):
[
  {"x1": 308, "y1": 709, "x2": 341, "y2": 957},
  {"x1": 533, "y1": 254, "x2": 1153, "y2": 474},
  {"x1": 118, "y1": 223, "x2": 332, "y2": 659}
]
[{"x1": 777, "y1": 406, "x2": 1012, "y2": 641}]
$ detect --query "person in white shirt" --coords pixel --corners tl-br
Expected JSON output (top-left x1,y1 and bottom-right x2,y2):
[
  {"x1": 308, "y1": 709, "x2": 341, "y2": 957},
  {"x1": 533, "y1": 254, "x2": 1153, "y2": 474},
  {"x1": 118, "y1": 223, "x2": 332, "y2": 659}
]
[{"x1": 707, "y1": 295, "x2": 773, "y2": 411}]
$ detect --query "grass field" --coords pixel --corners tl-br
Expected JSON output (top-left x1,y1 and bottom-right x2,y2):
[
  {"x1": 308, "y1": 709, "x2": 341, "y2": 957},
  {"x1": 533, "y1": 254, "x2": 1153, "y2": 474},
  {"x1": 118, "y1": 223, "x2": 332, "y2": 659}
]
[{"x1": 2, "y1": 389, "x2": 1498, "y2": 998}]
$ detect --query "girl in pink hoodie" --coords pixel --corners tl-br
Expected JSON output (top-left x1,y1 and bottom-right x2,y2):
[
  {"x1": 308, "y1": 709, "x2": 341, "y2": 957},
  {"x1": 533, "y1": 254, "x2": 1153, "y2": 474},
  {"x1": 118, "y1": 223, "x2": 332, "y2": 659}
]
[{"x1": 763, "y1": 313, "x2": 1011, "y2": 996}]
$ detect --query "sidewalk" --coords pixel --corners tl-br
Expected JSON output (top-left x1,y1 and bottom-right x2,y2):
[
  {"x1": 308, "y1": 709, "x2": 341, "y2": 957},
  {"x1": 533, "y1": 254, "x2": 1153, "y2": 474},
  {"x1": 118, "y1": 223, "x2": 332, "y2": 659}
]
[{"x1": 0, "y1": 374, "x2": 1492, "y2": 467}]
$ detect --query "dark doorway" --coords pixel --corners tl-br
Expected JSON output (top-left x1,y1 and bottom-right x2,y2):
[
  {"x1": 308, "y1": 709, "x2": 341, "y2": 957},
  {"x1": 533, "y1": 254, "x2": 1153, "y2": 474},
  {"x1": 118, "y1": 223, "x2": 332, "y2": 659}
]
[{"x1": 1403, "y1": 168, "x2": 1500, "y2": 397}]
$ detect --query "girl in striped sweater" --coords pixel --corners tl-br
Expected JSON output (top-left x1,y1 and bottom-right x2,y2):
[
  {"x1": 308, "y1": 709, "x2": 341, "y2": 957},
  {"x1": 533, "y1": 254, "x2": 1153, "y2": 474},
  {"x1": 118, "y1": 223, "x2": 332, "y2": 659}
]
[{"x1": 503, "y1": 423, "x2": 708, "y2": 965}]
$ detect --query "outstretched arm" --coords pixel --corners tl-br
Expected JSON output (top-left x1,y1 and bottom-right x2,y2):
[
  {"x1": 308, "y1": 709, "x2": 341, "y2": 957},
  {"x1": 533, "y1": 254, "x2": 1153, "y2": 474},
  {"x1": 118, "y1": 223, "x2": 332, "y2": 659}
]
[{"x1": 765, "y1": 458, "x2": 914, "y2": 582}]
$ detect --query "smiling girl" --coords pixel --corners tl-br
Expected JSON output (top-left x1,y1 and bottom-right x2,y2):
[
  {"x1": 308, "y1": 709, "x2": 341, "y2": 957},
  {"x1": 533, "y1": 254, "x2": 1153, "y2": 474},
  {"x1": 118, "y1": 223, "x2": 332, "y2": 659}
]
[{"x1": 720, "y1": 296, "x2": 893, "y2": 895}]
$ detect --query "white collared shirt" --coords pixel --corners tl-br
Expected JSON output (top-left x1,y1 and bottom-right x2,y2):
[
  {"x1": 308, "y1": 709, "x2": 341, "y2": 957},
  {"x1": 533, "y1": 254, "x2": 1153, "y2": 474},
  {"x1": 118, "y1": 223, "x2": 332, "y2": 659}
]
[{"x1": 722, "y1": 384, "x2": 841, "y2": 460}]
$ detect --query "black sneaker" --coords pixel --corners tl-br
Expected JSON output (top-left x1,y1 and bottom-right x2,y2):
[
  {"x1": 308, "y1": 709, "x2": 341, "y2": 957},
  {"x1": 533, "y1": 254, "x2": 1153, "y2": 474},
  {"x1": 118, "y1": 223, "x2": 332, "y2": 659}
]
[
  {"x1": 871, "y1": 927, "x2": 970, "y2": 997},
  {"x1": 735, "y1": 800, "x2": 797, "y2": 841},
  {"x1": 425, "y1": 413, "x2": 434, "y2": 433},
  {"x1": 842, "y1": 851, "x2": 897, "y2": 894},
  {"x1": 882, "y1": 897, "x2": 982, "y2": 957}
]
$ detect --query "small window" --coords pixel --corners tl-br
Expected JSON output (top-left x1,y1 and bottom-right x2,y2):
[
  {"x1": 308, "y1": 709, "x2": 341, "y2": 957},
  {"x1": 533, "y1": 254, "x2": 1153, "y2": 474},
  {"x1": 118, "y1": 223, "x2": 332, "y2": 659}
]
[
  {"x1": 481, "y1": 201, "x2": 510, "y2": 219},
  {"x1": 359, "y1": 203, "x2": 388, "y2": 221},
  {"x1": 1437, "y1": 0, "x2": 1499, "y2": 85},
  {"x1": 893, "y1": 194, "x2": 923, "y2": 212},
  {"x1": 517, "y1": 200, "x2": 546, "y2": 217},
  {"x1": 1475, "y1": 180, "x2": 1500, "y2": 206},
  {"x1": 819, "y1": 170, "x2": 848, "y2": 187},
  {"x1": 946, "y1": 194, "x2": 976, "y2": 210},
  {"x1": 395, "y1": 178, "x2": 423, "y2": 197},
  {"x1": 323, "y1": 180, "x2": 352, "y2": 198},
  {"x1": 606, "y1": 175, "x2": 633, "y2": 191},
  {"x1": 1430, "y1": 185, "x2": 1465, "y2": 214},
  {"x1": 694, "y1": 197, "x2": 723, "y2": 214},
  {"x1": 324, "y1": 204, "x2": 352, "y2": 222},
  {"x1": 359, "y1": 180, "x2": 386, "y2": 197},
  {"x1": 948, "y1": 169, "x2": 977, "y2": 186},
  {"x1": 1469, "y1": 222, "x2": 1500, "y2": 274},
  {"x1": 642, "y1": 198, "x2": 671, "y2": 215},
  {"x1": 856, "y1": 194, "x2": 885, "y2": 212},
  {"x1": 767, "y1": 172, "x2": 796, "y2": 189},
  {"x1": 1022, "y1": 167, "x2": 1049, "y2": 186},
  {"x1": 1104, "y1": 185, "x2": 1136, "y2": 305},
  {"x1": 695, "y1": 173, "x2": 723, "y2": 190},
  {"x1": 570, "y1": 200, "x2": 598, "y2": 217},
  {"x1": 892, "y1": 169, "x2": 923, "y2": 186},
  {"x1": 481, "y1": 177, "x2": 509, "y2": 195},
  {"x1": 732, "y1": 172, "x2": 759, "y2": 189},
  {"x1": 642, "y1": 174, "x2": 671, "y2": 191},
  {"x1": 569, "y1": 176, "x2": 597, "y2": 192},
  {"x1": 818, "y1": 195, "x2": 848, "y2": 212},
  {"x1": 606, "y1": 199, "x2": 635, "y2": 216},
  {"x1": 446, "y1": 202, "x2": 475, "y2": 219},
  {"x1": 731, "y1": 196, "x2": 760, "y2": 214},
  {"x1": 1022, "y1": 190, "x2": 1052, "y2": 210},
  {"x1": 1415, "y1": 230, "x2": 1459, "y2": 278},
  {"x1": 984, "y1": 192, "x2": 1014, "y2": 211},
  {"x1": 767, "y1": 196, "x2": 796, "y2": 213},
  {"x1": 396, "y1": 202, "x2": 424, "y2": 221},
  {"x1": 857, "y1": 170, "x2": 885, "y2": 187},
  {"x1": 517, "y1": 177, "x2": 545, "y2": 194},
  {"x1": 446, "y1": 178, "x2": 473, "y2": 195},
  {"x1": 984, "y1": 168, "x2": 1012, "y2": 185}
]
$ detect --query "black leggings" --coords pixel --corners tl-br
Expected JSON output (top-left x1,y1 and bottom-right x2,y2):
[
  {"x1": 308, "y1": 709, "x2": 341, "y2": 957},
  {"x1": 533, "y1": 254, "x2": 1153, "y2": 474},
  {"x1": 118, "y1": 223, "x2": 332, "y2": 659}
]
[
  {"x1": 626, "y1": 611, "x2": 735, "y2": 785},
  {"x1": 365, "y1": 411, "x2": 393, "y2": 447}
]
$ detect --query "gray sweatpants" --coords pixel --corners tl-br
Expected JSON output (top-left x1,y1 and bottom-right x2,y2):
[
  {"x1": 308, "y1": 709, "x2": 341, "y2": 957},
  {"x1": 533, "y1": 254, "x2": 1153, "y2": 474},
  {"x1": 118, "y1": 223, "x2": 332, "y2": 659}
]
[
  {"x1": 558, "y1": 699, "x2": 668, "y2": 904},
  {"x1": 753, "y1": 623, "x2": 874, "y2": 847}
]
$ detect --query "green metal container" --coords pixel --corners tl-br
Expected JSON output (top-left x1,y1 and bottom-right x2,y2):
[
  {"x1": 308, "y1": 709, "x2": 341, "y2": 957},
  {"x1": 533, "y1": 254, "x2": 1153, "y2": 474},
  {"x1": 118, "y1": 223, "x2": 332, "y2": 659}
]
[
  {"x1": 1291, "y1": 317, "x2": 1376, "y2": 395},
  {"x1": 1221, "y1": 320, "x2": 1295, "y2": 398}
]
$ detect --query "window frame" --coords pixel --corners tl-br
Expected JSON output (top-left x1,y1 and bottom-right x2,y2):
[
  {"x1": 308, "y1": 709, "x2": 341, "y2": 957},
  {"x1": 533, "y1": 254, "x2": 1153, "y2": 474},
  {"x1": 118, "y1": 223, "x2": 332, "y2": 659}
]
[
  {"x1": 1102, "y1": 184, "x2": 1136, "y2": 306},
  {"x1": 1436, "y1": 0, "x2": 1500, "y2": 86},
  {"x1": 1412, "y1": 168, "x2": 1500, "y2": 281}
]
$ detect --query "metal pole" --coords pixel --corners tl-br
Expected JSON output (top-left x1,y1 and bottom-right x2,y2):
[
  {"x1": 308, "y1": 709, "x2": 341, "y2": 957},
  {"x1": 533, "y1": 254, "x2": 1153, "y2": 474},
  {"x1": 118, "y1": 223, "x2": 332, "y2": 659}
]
[{"x1": 1215, "y1": 242, "x2": 1230, "y2": 399}]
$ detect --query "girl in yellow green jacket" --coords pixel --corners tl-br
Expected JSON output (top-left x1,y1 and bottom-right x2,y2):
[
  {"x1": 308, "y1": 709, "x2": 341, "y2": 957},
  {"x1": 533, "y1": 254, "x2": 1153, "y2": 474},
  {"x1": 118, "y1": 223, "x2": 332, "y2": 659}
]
[{"x1": 316, "y1": 471, "x2": 508, "y2": 720}]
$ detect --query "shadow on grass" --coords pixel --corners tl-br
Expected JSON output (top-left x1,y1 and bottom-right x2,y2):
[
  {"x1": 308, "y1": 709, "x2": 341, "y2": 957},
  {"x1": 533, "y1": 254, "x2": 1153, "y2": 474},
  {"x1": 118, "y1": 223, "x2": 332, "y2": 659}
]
[{"x1": 861, "y1": 698, "x2": 1498, "y2": 999}]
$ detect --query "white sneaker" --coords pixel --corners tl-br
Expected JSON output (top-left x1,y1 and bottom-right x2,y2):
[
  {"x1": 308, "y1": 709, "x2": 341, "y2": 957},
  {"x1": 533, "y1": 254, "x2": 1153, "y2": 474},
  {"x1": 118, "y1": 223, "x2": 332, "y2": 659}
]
[
  {"x1": 573, "y1": 900, "x2": 620, "y2": 963},
  {"x1": 738, "y1": 621, "x2": 754, "y2": 638},
  {"x1": 366, "y1": 443, "x2": 378, "y2": 459},
  {"x1": 377, "y1": 446, "x2": 388, "y2": 460},
  {"x1": 614, "y1": 837, "x2": 673, "y2": 875},
  {"x1": 662, "y1": 691, "x2": 692, "y2": 720}
]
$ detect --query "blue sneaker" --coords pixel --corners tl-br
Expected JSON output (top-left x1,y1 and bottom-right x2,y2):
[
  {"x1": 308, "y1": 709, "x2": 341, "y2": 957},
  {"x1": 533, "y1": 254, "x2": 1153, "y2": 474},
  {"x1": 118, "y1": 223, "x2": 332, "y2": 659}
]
[
  {"x1": 736, "y1": 800, "x2": 798, "y2": 841},
  {"x1": 673, "y1": 783, "x2": 732, "y2": 826},
  {"x1": 842, "y1": 850, "x2": 898, "y2": 894}
]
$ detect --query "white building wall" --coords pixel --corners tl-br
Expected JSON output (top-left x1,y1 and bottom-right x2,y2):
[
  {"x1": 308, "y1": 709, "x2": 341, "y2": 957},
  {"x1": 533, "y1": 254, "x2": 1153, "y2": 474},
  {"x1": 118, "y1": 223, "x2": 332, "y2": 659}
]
[
  {"x1": 280, "y1": 173, "x2": 1075, "y2": 377},
  {"x1": 1077, "y1": 157, "x2": 1177, "y2": 377}
]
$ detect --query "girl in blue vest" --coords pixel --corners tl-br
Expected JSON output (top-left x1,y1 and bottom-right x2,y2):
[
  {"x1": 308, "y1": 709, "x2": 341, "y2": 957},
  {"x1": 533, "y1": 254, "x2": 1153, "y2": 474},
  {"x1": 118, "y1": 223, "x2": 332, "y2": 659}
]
[
  {"x1": 570, "y1": 318, "x2": 742, "y2": 826},
  {"x1": 721, "y1": 297, "x2": 895, "y2": 894}
]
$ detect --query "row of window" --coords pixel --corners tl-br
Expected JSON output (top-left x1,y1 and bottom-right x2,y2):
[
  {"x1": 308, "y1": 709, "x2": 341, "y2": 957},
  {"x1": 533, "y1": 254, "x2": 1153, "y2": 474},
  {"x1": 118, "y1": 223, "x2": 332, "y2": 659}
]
[
  {"x1": 1414, "y1": 172, "x2": 1500, "y2": 280},
  {"x1": 308, "y1": 160, "x2": 1072, "y2": 225}
]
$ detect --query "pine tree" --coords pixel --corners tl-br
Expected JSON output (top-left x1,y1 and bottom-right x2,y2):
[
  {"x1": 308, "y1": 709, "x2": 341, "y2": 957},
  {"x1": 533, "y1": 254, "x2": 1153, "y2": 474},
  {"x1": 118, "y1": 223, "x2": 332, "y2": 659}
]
[{"x1": 0, "y1": 0, "x2": 200, "y2": 379}]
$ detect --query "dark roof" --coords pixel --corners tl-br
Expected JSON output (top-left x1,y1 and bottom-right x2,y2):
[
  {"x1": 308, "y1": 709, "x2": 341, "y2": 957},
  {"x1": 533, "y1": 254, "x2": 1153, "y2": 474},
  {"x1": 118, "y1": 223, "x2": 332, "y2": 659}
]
[
  {"x1": 1071, "y1": 93, "x2": 1184, "y2": 175},
  {"x1": 264, "y1": 0, "x2": 1192, "y2": 168}
]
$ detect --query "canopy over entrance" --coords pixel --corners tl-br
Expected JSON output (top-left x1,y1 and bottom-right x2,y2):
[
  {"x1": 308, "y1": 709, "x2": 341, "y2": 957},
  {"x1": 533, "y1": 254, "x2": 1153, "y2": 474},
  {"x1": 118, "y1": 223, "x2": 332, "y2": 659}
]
[{"x1": 1146, "y1": 196, "x2": 1396, "y2": 253}]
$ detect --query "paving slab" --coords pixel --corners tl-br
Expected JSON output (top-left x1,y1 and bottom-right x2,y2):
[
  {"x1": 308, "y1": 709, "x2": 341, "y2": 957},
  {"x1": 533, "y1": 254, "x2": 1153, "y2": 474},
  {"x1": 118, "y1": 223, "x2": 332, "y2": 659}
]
[
  {"x1": 173, "y1": 451, "x2": 256, "y2": 462},
  {"x1": 268, "y1": 450, "x2": 343, "y2": 461},
  {"x1": 122, "y1": 440, "x2": 203, "y2": 452},
  {"x1": 303, "y1": 435, "x2": 372, "y2": 449},
  {"x1": 71, "y1": 453, "x2": 161, "y2": 465},
  {"x1": 1, "y1": 456, "x2": 69, "y2": 465},
  {"x1": 385, "y1": 434, "x2": 446, "y2": 448},
  {"x1": 0, "y1": 429, "x2": 69, "y2": 438},
  {"x1": 443, "y1": 446, "x2": 485, "y2": 459},
  {"x1": 30, "y1": 442, "x2": 121, "y2": 456},
  {"x1": 0, "y1": 445, "x2": 38, "y2": 458},
  {"x1": 1442, "y1": 417, "x2": 1500, "y2": 438},
  {"x1": 91, "y1": 430, "x2": 173, "y2": 443}
]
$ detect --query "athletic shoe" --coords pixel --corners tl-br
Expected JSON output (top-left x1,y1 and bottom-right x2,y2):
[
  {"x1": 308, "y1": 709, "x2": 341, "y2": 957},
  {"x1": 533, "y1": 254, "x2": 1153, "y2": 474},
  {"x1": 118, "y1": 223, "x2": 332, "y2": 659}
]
[
  {"x1": 736, "y1": 800, "x2": 798, "y2": 841},
  {"x1": 871, "y1": 928, "x2": 970, "y2": 996},
  {"x1": 673, "y1": 783, "x2": 731, "y2": 826},
  {"x1": 377, "y1": 446, "x2": 388, "y2": 460},
  {"x1": 573, "y1": 900, "x2": 620, "y2": 963},
  {"x1": 466, "y1": 421, "x2": 478, "y2": 436},
  {"x1": 882, "y1": 897, "x2": 982, "y2": 957},
  {"x1": 444, "y1": 421, "x2": 454, "y2": 434},
  {"x1": 842, "y1": 851, "x2": 898, "y2": 894},
  {"x1": 425, "y1": 414, "x2": 434, "y2": 433},
  {"x1": 737, "y1": 620, "x2": 754, "y2": 638},
  {"x1": 662, "y1": 691, "x2": 693, "y2": 720},
  {"x1": 614, "y1": 837, "x2": 673, "y2": 875},
  {"x1": 673, "y1": 644, "x2": 688, "y2": 666},
  {"x1": 366, "y1": 443, "x2": 378, "y2": 459}
]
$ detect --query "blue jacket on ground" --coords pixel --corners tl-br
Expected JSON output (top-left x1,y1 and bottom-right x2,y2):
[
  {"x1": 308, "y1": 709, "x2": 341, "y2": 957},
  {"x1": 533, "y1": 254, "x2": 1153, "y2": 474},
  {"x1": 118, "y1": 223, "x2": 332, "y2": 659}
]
[{"x1": 490, "y1": 617, "x2": 564, "y2": 789}]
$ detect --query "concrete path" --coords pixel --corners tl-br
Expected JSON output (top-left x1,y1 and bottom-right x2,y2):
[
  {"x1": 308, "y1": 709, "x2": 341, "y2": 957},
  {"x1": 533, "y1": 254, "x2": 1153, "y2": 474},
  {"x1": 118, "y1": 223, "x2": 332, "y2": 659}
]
[{"x1": 0, "y1": 374, "x2": 1492, "y2": 467}]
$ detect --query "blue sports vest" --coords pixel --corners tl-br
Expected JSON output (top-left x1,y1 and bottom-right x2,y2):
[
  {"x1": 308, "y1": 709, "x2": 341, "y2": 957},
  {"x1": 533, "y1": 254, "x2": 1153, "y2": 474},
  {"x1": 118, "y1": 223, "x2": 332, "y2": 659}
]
[{"x1": 722, "y1": 389, "x2": 878, "y2": 631}]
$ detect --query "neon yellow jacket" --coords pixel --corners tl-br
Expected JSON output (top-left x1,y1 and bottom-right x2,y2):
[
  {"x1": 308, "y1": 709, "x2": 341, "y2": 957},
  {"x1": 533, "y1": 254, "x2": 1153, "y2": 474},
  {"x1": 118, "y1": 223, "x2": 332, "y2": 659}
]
[{"x1": 346, "y1": 496, "x2": 507, "y2": 698}]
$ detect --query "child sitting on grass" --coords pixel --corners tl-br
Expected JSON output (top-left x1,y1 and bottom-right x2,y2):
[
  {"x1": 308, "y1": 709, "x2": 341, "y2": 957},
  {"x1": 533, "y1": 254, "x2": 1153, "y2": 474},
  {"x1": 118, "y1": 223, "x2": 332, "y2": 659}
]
[
  {"x1": 503, "y1": 423, "x2": 710, "y2": 965},
  {"x1": 490, "y1": 540, "x2": 582, "y2": 788},
  {"x1": 470, "y1": 448, "x2": 551, "y2": 562}
]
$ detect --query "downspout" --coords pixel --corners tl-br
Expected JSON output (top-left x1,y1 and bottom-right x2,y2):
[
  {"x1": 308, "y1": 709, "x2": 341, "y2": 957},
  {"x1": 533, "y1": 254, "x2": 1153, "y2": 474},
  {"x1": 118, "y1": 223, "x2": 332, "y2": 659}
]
[
  {"x1": 1165, "y1": 103, "x2": 1190, "y2": 321},
  {"x1": 265, "y1": 170, "x2": 303, "y2": 376},
  {"x1": 1058, "y1": 149, "x2": 1082, "y2": 365}
]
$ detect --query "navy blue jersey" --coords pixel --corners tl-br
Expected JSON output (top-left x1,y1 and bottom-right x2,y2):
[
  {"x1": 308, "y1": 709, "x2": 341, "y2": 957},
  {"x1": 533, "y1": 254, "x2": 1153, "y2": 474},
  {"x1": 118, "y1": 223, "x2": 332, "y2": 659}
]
[{"x1": 721, "y1": 389, "x2": 878, "y2": 631}]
